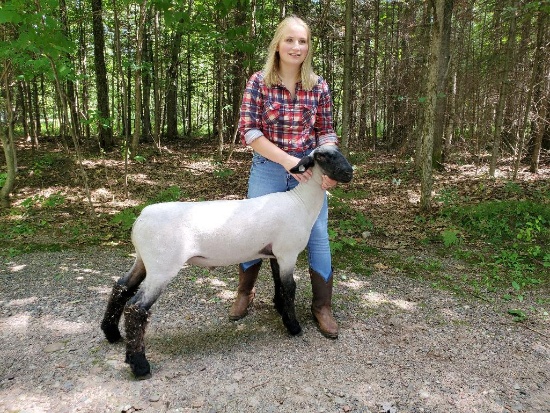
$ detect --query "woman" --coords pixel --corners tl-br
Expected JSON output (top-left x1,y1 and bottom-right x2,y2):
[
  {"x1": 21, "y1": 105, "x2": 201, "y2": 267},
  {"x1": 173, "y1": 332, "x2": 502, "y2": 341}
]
[{"x1": 229, "y1": 15, "x2": 340, "y2": 339}]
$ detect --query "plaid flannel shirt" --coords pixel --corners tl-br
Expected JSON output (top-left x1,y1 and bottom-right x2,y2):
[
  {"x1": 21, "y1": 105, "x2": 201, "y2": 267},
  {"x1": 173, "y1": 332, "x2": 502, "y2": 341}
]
[{"x1": 239, "y1": 71, "x2": 338, "y2": 152}]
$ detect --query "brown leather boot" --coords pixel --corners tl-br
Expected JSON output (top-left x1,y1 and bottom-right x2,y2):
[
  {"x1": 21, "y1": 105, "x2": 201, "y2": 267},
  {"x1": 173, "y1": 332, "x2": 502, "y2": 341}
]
[
  {"x1": 229, "y1": 262, "x2": 261, "y2": 320},
  {"x1": 310, "y1": 268, "x2": 339, "y2": 339}
]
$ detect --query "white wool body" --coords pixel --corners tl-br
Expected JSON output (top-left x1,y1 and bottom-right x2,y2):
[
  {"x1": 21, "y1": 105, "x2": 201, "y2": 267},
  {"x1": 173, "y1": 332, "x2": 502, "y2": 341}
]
[{"x1": 132, "y1": 165, "x2": 326, "y2": 301}]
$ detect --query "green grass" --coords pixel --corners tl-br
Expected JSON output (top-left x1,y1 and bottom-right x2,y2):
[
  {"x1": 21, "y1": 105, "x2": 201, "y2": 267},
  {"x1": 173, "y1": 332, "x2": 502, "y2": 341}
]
[
  {"x1": 328, "y1": 187, "x2": 379, "y2": 273},
  {"x1": 110, "y1": 185, "x2": 185, "y2": 232},
  {"x1": 423, "y1": 198, "x2": 550, "y2": 306}
]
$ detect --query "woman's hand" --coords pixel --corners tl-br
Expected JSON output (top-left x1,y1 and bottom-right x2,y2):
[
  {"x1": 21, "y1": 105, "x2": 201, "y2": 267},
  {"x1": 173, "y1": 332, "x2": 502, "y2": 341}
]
[
  {"x1": 285, "y1": 155, "x2": 312, "y2": 183},
  {"x1": 321, "y1": 175, "x2": 337, "y2": 190}
]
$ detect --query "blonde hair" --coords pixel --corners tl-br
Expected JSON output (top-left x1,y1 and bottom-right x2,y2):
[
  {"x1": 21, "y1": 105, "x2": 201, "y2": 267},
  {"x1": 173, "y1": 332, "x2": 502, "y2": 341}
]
[{"x1": 263, "y1": 15, "x2": 318, "y2": 91}]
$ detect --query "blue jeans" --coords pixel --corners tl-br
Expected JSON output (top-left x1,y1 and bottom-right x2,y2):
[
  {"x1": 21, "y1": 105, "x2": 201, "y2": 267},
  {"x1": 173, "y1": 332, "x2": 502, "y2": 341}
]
[{"x1": 241, "y1": 150, "x2": 333, "y2": 281}]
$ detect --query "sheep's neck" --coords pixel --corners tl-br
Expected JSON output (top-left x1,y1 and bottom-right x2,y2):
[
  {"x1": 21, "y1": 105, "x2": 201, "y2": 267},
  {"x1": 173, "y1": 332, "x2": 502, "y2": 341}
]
[{"x1": 290, "y1": 167, "x2": 326, "y2": 218}]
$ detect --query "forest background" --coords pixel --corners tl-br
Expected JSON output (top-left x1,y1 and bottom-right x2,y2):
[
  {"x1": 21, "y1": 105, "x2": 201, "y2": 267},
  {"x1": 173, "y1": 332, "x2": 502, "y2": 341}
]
[{"x1": 0, "y1": 0, "x2": 549, "y2": 320}]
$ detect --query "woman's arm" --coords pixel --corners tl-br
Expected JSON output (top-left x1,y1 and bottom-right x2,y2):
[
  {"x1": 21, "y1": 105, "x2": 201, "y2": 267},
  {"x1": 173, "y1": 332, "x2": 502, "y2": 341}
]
[{"x1": 249, "y1": 136, "x2": 313, "y2": 183}]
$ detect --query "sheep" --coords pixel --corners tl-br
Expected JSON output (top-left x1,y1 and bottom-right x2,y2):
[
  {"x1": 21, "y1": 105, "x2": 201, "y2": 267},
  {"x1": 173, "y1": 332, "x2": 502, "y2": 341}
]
[{"x1": 100, "y1": 145, "x2": 353, "y2": 379}]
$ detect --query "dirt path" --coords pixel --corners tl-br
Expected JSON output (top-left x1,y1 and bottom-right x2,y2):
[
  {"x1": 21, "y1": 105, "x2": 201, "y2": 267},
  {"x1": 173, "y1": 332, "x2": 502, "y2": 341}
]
[{"x1": 1, "y1": 248, "x2": 549, "y2": 413}]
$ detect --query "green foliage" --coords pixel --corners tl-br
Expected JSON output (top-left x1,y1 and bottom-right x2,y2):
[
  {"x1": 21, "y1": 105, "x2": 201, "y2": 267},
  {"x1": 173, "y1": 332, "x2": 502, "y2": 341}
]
[
  {"x1": 1, "y1": 0, "x2": 76, "y2": 81},
  {"x1": 329, "y1": 212, "x2": 373, "y2": 253},
  {"x1": 43, "y1": 193, "x2": 66, "y2": 208},
  {"x1": 503, "y1": 181, "x2": 522, "y2": 196},
  {"x1": 443, "y1": 200, "x2": 550, "y2": 244},
  {"x1": 111, "y1": 209, "x2": 138, "y2": 232},
  {"x1": 110, "y1": 185, "x2": 184, "y2": 232},
  {"x1": 441, "y1": 228, "x2": 461, "y2": 247},
  {"x1": 438, "y1": 199, "x2": 549, "y2": 300},
  {"x1": 434, "y1": 187, "x2": 461, "y2": 207},
  {"x1": 328, "y1": 189, "x2": 377, "y2": 272},
  {"x1": 134, "y1": 155, "x2": 146, "y2": 163},
  {"x1": 507, "y1": 309, "x2": 526, "y2": 322},
  {"x1": 150, "y1": 185, "x2": 183, "y2": 204},
  {"x1": 31, "y1": 153, "x2": 60, "y2": 178},
  {"x1": 19, "y1": 192, "x2": 66, "y2": 210},
  {"x1": 0, "y1": 173, "x2": 6, "y2": 188},
  {"x1": 347, "y1": 151, "x2": 373, "y2": 165},
  {"x1": 213, "y1": 166, "x2": 234, "y2": 179}
]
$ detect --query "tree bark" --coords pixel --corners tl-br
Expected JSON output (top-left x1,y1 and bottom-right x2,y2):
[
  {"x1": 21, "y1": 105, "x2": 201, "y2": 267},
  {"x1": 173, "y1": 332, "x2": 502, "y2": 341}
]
[
  {"x1": 47, "y1": 56, "x2": 96, "y2": 217},
  {"x1": 0, "y1": 64, "x2": 17, "y2": 208},
  {"x1": 131, "y1": 0, "x2": 148, "y2": 157},
  {"x1": 420, "y1": 0, "x2": 453, "y2": 213},
  {"x1": 59, "y1": 0, "x2": 81, "y2": 144},
  {"x1": 77, "y1": 6, "x2": 91, "y2": 141},
  {"x1": 91, "y1": 0, "x2": 114, "y2": 149},
  {"x1": 215, "y1": 12, "x2": 225, "y2": 158},
  {"x1": 166, "y1": 25, "x2": 184, "y2": 139},
  {"x1": 142, "y1": 12, "x2": 152, "y2": 144},
  {"x1": 431, "y1": 0, "x2": 453, "y2": 169},
  {"x1": 340, "y1": 0, "x2": 353, "y2": 156},
  {"x1": 529, "y1": 8, "x2": 548, "y2": 173},
  {"x1": 112, "y1": 2, "x2": 131, "y2": 197},
  {"x1": 152, "y1": 9, "x2": 162, "y2": 146},
  {"x1": 370, "y1": 0, "x2": 380, "y2": 150},
  {"x1": 489, "y1": 1, "x2": 517, "y2": 177}
]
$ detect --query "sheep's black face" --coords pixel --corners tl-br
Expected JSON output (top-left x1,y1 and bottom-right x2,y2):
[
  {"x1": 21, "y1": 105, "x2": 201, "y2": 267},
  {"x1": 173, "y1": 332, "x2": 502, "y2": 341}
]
[{"x1": 314, "y1": 146, "x2": 354, "y2": 183}]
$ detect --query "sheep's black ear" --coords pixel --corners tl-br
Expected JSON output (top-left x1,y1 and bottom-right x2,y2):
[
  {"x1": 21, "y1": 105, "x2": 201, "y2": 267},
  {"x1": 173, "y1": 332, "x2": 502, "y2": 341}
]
[{"x1": 289, "y1": 155, "x2": 315, "y2": 174}]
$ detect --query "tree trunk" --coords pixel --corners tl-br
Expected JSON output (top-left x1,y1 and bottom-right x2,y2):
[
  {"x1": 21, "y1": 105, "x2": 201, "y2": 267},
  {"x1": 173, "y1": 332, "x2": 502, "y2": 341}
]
[
  {"x1": 91, "y1": 0, "x2": 114, "y2": 149},
  {"x1": 112, "y1": 0, "x2": 129, "y2": 154},
  {"x1": 431, "y1": 0, "x2": 453, "y2": 169},
  {"x1": 340, "y1": 0, "x2": 353, "y2": 156},
  {"x1": 152, "y1": 9, "x2": 162, "y2": 146},
  {"x1": 17, "y1": 81, "x2": 29, "y2": 141},
  {"x1": 131, "y1": 0, "x2": 148, "y2": 157},
  {"x1": 420, "y1": 0, "x2": 453, "y2": 213},
  {"x1": 370, "y1": 0, "x2": 380, "y2": 150},
  {"x1": 0, "y1": 64, "x2": 17, "y2": 208},
  {"x1": 78, "y1": 6, "x2": 91, "y2": 141},
  {"x1": 142, "y1": 13, "x2": 152, "y2": 144},
  {"x1": 39, "y1": 74, "x2": 51, "y2": 136},
  {"x1": 48, "y1": 56, "x2": 96, "y2": 217},
  {"x1": 31, "y1": 78, "x2": 41, "y2": 139},
  {"x1": 215, "y1": 13, "x2": 225, "y2": 158},
  {"x1": 184, "y1": 1, "x2": 194, "y2": 138},
  {"x1": 24, "y1": 80, "x2": 38, "y2": 147},
  {"x1": 166, "y1": 26, "x2": 184, "y2": 139},
  {"x1": 489, "y1": 1, "x2": 517, "y2": 177},
  {"x1": 529, "y1": 8, "x2": 548, "y2": 173},
  {"x1": 185, "y1": 32, "x2": 192, "y2": 138},
  {"x1": 59, "y1": 0, "x2": 81, "y2": 145}
]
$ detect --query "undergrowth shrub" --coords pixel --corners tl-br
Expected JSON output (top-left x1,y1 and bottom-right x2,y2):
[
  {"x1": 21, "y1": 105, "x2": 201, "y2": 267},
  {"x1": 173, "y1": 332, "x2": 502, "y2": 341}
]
[
  {"x1": 111, "y1": 185, "x2": 183, "y2": 232},
  {"x1": 441, "y1": 199, "x2": 550, "y2": 295},
  {"x1": 329, "y1": 188, "x2": 377, "y2": 272},
  {"x1": 443, "y1": 200, "x2": 550, "y2": 244}
]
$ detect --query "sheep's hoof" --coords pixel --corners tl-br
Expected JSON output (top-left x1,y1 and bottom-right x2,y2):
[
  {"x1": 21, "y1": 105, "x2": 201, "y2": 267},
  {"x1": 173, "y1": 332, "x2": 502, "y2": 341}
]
[
  {"x1": 101, "y1": 323, "x2": 122, "y2": 343},
  {"x1": 285, "y1": 322, "x2": 302, "y2": 337},
  {"x1": 125, "y1": 352, "x2": 152, "y2": 379}
]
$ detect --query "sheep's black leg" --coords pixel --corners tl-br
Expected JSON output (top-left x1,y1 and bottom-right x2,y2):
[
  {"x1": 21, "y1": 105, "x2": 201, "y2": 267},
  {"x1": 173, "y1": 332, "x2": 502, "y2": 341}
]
[
  {"x1": 269, "y1": 259, "x2": 284, "y2": 315},
  {"x1": 123, "y1": 287, "x2": 162, "y2": 380},
  {"x1": 124, "y1": 301, "x2": 151, "y2": 378},
  {"x1": 272, "y1": 262, "x2": 301, "y2": 336},
  {"x1": 101, "y1": 283, "x2": 136, "y2": 343},
  {"x1": 280, "y1": 273, "x2": 302, "y2": 336},
  {"x1": 101, "y1": 258, "x2": 146, "y2": 343}
]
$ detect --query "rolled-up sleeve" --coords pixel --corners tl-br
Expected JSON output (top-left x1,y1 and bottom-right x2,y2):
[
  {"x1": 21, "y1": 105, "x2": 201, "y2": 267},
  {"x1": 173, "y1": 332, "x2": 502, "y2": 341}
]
[
  {"x1": 239, "y1": 73, "x2": 264, "y2": 145},
  {"x1": 315, "y1": 80, "x2": 339, "y2": 146}
]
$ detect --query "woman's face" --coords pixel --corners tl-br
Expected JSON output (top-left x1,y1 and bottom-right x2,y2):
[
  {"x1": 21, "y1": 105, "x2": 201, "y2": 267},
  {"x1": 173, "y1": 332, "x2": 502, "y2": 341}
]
[{"x1": 277, "y1": 23, "x2": 309, "y2": 69}]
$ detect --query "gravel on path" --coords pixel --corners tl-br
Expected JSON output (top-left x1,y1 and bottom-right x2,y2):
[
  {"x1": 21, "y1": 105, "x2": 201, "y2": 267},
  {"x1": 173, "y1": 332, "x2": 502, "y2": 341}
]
[{"x1": 1, "y1": 248, "x2": 548, "y2": 413}]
